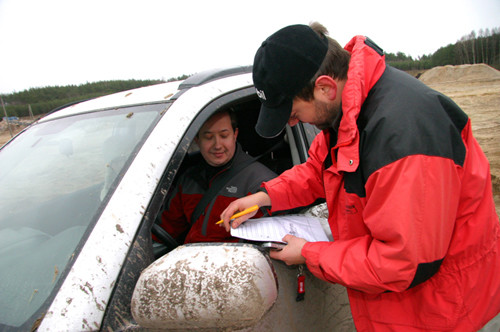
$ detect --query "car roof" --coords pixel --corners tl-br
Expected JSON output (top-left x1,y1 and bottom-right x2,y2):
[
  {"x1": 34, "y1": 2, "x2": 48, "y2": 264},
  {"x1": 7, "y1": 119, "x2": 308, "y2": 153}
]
[{"x1": 40, "y1": 66, "x2": 253, "y2": 123}]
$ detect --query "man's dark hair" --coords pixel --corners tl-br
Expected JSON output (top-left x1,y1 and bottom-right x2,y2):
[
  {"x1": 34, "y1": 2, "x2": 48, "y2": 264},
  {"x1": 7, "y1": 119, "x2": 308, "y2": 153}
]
[
  {"x1": 295, "y1": 22, "x2": 351, "y2": 101},
  {"x1": 196, "y1": 108, "x2": 238, "y2": 137}
]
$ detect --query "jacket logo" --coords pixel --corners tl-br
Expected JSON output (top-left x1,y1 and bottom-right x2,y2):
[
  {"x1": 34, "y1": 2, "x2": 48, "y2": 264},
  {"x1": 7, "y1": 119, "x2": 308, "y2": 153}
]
[
  {"x1": 226, "y1": 186, "x2": 238, "y2": 194},
  {"x1": 345, "y1": 204, "x2": 358, "y2": 215},
  {"x1": 256, "y1": 89, "x2": 267, "y2": 101}
]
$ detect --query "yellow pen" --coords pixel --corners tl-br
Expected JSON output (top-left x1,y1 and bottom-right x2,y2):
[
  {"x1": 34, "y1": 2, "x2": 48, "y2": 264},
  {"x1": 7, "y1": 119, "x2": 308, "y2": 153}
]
[{"x1": 216, "y1": 205, "x2": 259, "y2": 224}]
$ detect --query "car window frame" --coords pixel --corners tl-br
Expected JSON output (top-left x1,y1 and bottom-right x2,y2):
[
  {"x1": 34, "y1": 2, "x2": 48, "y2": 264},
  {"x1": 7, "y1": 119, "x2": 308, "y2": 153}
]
[
  {"x1": 100, "y1": 86, "x2": 316, "y2": 330},
  {"x1": 99, "y1": 86, "x2": 256, "y2": 329}
]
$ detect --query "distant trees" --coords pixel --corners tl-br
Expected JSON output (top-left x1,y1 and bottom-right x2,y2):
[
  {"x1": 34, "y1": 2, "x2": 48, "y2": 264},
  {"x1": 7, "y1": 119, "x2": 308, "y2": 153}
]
[
  {"x1": 2, "y1": 27, "x2": 499, "y2": 119},
  {"x1": 455, "y1": 28, "x2": 500, "y2": 66},
  {"x1": 166, "y1": 74, "x2": 190, "y2": 82},
  {"x1": 2, "y1": 79, "x2": 165, "y2": 118},
  {"x1": 386, "y1": 27, "x2": 500, "y2": 71},
  {"x1": 2, "y1": 75, "x2": 198, "y2": 118}
]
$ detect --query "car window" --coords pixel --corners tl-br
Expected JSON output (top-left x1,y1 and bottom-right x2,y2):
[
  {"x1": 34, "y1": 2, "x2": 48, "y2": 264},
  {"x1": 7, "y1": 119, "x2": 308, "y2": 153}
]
[
  {"x1": 150, "y1": 93, "x2": 298, "y2": 254},
  {"x1": 0, "y1": 103, "x2": 166, "y2": 329}
]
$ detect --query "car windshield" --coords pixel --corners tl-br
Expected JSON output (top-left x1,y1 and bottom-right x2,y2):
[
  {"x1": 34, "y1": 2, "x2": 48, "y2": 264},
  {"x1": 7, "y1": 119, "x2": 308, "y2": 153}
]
[{"x1": 0, "y1": 103, "x2": 166, "y2": 328}]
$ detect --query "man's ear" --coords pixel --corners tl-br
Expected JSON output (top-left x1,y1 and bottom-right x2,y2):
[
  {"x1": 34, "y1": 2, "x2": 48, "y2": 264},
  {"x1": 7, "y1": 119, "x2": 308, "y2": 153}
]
[
  {"x1": 314, "y1": 75, "x2": 337, "y2": 101},
  {"x1": 234, "y1": 128, "x2": 239, "y2": 140}
]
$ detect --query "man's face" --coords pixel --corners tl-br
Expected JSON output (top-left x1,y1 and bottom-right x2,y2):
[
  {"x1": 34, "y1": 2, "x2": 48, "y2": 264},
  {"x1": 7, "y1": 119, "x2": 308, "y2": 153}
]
[
  {"x1": 195, "y1": 112, "x2": 238, "y2": 167},
  {"x1": 289, "y1": 97, "x2": 340, "y2": 131}
]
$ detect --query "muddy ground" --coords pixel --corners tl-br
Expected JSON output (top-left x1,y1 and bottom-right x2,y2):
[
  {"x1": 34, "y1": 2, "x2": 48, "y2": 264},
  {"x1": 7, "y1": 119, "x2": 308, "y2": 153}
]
[{"x1": 1, "y1": 64, "x2": 499, "y2": 216}]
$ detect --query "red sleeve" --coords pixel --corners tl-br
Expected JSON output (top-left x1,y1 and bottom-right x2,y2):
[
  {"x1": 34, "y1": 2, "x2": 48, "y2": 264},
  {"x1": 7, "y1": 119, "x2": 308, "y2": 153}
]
[
  {"x1": 263, "y1": 133, "x2": 328, "y2": 211},
  {"x1": 157, "y1": 185, "x2": 190, "y2": 240},
  {"x1": 303, "y1": 155, "x2": 460, "y2": 293}
]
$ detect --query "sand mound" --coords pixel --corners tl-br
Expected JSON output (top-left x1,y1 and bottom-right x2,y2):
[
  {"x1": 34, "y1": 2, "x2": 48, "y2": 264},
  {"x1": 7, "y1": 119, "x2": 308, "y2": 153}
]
[{"x1": 419, "y1": 64, "x2": 500, "y2": 84}]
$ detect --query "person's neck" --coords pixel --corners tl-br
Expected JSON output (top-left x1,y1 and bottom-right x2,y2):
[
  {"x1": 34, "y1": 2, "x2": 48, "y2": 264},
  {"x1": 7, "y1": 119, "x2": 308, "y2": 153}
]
[
  {"x1": 204, "y1": 148, "x2": 237, "y2": 180},
  {"x1": 331, "y1": 107, "x2": 342, "y2": 132}
]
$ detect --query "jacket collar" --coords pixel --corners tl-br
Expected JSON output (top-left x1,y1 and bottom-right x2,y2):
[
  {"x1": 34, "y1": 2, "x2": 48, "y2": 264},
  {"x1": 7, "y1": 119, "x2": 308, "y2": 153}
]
[{"x1": 334, "y1": 35, "x2": 386, "y2": 172}]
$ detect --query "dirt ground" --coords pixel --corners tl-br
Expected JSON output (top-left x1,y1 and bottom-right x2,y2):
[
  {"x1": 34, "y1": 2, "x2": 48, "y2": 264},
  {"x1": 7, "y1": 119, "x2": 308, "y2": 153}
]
[
  {"x1": 0, "y1": 120, "x2": 31, "y2": 145},
  {"x1": 1, "y1": 64, "x2": 499, "y2": 216}
]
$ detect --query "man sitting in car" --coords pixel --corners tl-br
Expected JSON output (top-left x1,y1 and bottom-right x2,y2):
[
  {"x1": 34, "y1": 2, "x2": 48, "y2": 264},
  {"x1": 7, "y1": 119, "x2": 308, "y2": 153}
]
[{"x1": 156, "y1": 108, "x2": 277, "y2": 243}]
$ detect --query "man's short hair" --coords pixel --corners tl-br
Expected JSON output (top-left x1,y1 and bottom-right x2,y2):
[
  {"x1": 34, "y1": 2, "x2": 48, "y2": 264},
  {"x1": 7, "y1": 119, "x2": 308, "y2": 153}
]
[
  {"x1": 197, "y1": 108, "x2": 238, "y2": 137},
  {"x1": 295, "y1": 22, "x2": 351, "y2": 101}
]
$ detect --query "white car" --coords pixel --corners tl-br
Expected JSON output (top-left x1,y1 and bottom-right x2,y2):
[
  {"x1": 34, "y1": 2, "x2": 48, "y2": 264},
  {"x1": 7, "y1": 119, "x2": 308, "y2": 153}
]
[{"x1": 0, "y1": 67, "x2": 353, "y2": 331}]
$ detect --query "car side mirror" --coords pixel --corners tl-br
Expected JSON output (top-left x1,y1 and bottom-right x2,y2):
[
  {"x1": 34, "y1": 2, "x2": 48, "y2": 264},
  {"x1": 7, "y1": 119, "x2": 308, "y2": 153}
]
[{"x1": 131, "y1": 243, "x2": 278, "y2": 330}]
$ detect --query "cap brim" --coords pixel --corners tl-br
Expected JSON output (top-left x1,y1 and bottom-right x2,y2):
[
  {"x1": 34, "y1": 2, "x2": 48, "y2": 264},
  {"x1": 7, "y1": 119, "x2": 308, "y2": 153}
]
[{"x1": 255, "y1": 99, "x2": 293, "y2": 138}]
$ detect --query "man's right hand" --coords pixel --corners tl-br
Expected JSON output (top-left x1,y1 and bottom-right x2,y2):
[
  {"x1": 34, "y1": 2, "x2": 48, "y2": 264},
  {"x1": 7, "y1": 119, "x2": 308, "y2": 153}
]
[{"x1": 220, "y1": 191, "x2": 271, "y2": 232}]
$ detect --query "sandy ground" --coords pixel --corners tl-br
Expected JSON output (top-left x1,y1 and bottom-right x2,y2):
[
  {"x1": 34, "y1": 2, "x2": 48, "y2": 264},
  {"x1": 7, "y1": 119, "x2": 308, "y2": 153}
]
[
  {"x1": 1, "y1": 64, "x2": 499, "y2": 216},
  {"x1": 0, "y1": 120, "x2": 31, "y2": 145}
]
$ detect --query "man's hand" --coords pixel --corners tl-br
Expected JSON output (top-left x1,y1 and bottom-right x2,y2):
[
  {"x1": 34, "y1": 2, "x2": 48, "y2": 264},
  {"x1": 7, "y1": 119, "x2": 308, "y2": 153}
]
[
  {"x1": 220, "y1": 191, "x2": 271, "y2": 232},
  {"x1": 269, "y1": 234, "x2": 307, "y2": 265}
]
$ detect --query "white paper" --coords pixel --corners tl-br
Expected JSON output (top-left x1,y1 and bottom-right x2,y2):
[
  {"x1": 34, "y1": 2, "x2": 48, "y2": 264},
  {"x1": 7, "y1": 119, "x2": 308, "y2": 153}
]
[{"x1": 230, "y1": 215, "x2": 329, "y2": 243}]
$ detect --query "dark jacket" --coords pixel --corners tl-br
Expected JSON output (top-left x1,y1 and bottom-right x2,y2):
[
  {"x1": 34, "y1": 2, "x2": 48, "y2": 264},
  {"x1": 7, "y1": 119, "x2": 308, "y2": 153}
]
[{"x1": 160, "y1": 143, "x2": 277, "y2": 243}]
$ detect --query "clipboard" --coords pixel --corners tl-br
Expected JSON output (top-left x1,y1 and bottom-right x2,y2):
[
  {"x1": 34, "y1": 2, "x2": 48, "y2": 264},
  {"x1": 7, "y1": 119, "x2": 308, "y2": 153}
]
[
  {"x1": 230, "y1": 215, "x2": 329, "y2": 244},
  {"x1": 260, "y1": 241, "x2": 286, "y2": 251}
]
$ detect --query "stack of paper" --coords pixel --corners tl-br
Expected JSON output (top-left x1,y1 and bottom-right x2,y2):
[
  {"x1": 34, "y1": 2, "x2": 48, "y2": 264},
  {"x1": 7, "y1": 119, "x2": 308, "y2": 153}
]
[{"x1": 230, "y1": 215, "x2": 329, "y2": 243}]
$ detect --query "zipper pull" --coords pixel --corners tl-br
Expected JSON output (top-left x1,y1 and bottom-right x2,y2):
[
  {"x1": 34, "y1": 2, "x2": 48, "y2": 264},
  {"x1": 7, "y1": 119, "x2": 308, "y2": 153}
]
[{"x1": 296, "y1": 264, "x2": 305, "y2": 302}]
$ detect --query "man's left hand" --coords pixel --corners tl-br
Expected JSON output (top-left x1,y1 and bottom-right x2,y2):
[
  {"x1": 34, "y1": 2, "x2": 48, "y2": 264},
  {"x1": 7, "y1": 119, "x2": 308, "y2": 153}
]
[{"x1": 269, "y1": 234, "x2": 307, "y2": 265}]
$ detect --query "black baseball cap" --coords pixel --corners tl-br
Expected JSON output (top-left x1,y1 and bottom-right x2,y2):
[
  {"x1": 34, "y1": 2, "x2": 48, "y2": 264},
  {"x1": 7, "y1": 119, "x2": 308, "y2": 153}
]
[{"x1": 253, "y1": 24, "x2": 328, "y2": 138}]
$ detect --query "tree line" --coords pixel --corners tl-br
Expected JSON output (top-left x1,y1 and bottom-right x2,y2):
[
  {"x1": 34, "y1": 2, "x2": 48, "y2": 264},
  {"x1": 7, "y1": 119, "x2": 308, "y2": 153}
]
[
  {"x1": 1, "y1": 75, "x2": 189, "y2": 118},
  {"x1": 2, "y1": 27, "x2": 498, "y2": 119},
  {"x1": 386, "y1": 27, "x2": 500, "y2": 71}
]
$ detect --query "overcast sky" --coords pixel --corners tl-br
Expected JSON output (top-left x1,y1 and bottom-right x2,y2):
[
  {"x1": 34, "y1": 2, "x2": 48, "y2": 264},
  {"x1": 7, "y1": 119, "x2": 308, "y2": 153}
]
[{"x1": 0, "y1": 0, "x2": 499, "y2": 94}]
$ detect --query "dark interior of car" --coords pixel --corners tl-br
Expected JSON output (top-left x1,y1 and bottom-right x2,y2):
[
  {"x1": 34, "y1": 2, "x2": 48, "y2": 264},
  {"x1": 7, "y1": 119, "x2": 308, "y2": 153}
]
[{"x1": 233, "y1": 98, "x2": 293, "y2": 175}]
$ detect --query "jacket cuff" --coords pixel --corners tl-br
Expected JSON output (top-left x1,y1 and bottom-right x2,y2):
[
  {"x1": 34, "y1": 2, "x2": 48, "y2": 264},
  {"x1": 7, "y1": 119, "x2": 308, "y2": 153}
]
[
  {"x1": 256, "y1": 186, "x2": 273, "y2": 216},
  {"x1": 256, "y1": 186, "x2": 268, "y2": 195},
  {"x1": 301, "y1": 242, "x2": 324, "y2": 278}
]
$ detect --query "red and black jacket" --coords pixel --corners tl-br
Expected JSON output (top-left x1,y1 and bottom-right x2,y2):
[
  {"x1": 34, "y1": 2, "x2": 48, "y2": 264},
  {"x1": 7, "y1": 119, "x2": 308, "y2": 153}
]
[{"x1": 263, "y1": 36, "x2": 500, "y2": 331}]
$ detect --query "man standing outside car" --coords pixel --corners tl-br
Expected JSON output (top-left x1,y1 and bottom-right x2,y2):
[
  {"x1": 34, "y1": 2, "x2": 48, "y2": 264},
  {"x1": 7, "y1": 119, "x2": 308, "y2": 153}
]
[{"x1": 221, "y1": 23, "x2": 500, "y2": 331}]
